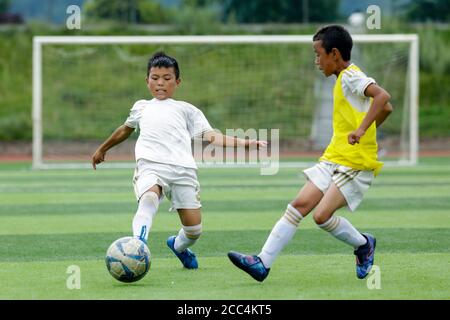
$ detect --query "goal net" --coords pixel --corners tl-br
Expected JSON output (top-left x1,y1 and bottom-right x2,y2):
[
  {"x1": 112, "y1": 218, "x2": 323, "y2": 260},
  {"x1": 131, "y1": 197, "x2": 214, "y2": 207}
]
[{"x1": 32, "y1": 35, "x2": 419, "y2": 170}]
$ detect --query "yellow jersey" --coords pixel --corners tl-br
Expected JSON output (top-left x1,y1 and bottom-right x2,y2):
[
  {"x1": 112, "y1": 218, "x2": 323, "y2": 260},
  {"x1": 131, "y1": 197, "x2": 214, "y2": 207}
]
[{"x1": 319, "y1": 64, "x2": 383, "y2": 175}]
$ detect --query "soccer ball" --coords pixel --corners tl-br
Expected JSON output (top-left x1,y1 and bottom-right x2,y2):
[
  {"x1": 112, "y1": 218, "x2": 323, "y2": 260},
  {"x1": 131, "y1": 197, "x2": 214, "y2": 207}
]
[{"x1": 105, "y1": 236, "x2": 151, "y2": 283}]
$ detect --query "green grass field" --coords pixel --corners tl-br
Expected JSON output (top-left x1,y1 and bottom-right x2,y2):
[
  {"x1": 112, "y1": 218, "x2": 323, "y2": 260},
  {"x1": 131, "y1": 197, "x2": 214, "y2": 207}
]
[{"x1": 0, "y1": 158, "x2": 449, "y2": 300}]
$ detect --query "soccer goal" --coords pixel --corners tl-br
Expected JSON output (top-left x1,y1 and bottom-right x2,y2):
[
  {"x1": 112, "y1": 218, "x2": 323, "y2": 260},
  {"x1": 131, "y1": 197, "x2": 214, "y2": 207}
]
[{"x1": 32, "y1": 34, "x2": 419, "y2": 170}]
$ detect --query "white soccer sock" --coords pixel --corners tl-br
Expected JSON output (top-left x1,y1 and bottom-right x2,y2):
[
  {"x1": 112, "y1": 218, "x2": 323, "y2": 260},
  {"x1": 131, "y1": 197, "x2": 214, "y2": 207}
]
[
  {"x1": 174, "y1": 224, "x2": 202, "y2": 252},
  {"x1": 318, "y1": 216, "x2": 367, "y2": 248},
  {"x1": 258, "y1": 204, "x2": 303, "y2": 268},
  {"x1": 132, "y1": 191, "x2": 159, "y2": 242}
]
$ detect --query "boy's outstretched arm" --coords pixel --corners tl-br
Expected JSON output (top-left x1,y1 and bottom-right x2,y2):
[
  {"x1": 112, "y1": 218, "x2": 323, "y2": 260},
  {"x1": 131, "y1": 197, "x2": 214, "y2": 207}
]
[
  {"x1": 348, "y1": 84, "x2": 393, "y2": 145},
  {"x1": 92, "y1": 124, "x2": 135, "y2": 169},
  {"x1": 203, "y1": 130, "x2": 267, "y2": 149}
]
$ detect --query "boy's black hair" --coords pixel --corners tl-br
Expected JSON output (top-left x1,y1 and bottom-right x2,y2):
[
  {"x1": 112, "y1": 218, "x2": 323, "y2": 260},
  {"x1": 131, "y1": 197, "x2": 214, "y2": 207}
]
[
  {"x1": 147, "y1": 51, "x2": 180, "y2": 79},
  {"x1": 313, "y1": 25, "x2": 353, "y2": 61}
]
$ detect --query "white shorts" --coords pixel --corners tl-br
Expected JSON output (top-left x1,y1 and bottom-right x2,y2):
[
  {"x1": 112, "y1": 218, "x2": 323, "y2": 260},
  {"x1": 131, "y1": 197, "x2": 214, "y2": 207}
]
[
  {"x1": 303, "y1": 161, "x2": 374, "y2": 212},
  {"x1": 133, "y1": 159, "x2": 201, "y2": 210}
]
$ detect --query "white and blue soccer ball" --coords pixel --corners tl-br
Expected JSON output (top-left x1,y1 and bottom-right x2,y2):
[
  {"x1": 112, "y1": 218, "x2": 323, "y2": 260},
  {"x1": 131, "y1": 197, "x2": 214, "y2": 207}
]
[{"x1": 105, "y1": 236, "x2": 151, "y2": 283}]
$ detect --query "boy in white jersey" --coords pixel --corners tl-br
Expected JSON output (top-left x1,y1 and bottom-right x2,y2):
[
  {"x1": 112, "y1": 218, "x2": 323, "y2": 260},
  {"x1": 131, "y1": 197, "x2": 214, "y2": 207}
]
[
  {"x1": 228, "y1": 25, "x2": 393, "y2": 281},
  {"x1": 92, "y1": 52, "x2": 266, "y2": 269}
]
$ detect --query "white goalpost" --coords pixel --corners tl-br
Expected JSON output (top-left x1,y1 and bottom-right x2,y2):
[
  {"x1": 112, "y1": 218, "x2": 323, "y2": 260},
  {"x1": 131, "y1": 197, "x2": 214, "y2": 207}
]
[{"x1": 32, "y1": 34, "x2": 419, "y2": 170}]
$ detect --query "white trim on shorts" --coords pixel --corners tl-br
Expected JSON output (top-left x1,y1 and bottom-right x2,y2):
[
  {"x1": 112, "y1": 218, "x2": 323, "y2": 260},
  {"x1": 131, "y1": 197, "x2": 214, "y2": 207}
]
[{"x1": 303, "y1": 161, "x2": 374, "y2": 211}]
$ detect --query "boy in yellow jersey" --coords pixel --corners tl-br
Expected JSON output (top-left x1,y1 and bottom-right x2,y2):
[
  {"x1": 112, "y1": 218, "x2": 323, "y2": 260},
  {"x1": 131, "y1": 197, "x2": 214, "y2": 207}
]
[{"x1": 228, "y1": 25, "x2": 393, "y2": 282}]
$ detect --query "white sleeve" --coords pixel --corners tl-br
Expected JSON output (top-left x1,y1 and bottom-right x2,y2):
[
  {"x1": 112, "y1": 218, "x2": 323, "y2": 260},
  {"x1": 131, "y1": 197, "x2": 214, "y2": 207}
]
[
  {"x1": 342, "y1": 69, "x2": 376, "y2": 97},
  {"x1": 124, "y1": 100, "x2": 146, "y2": 129},
  {"x1": 187, "y1": 106, "x2": 213, "y2": 138}
]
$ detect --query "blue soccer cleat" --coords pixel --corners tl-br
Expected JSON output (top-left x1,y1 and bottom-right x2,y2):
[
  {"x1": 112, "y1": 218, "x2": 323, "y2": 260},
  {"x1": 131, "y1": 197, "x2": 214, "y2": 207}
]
[
  {"x1": 227, "y1": 251, "x2": 270, "y2": 282},
  {"x1": 354, "y1": 233, "x2": 376, "y2": 279},
  {"x1": 167, "y1": 236, "x2": 198, "y2": 269}
]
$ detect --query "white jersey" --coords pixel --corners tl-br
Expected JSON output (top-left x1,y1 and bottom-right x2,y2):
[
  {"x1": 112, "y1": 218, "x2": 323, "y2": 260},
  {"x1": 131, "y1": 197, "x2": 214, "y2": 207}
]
[{"x1": 124, "y1": 98, "x2": 213, "y2": 169}]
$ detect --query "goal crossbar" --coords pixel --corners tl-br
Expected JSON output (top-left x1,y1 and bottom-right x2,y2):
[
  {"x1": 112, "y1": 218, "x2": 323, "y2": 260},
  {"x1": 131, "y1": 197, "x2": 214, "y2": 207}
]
[{"x1": 32, "y1": 34, "x2": 419, "y2": 169}]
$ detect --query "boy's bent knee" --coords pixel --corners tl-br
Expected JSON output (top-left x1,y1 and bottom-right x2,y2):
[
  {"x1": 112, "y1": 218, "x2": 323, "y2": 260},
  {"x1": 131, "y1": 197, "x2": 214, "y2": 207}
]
[
  {"x1": 289, "y1": 199, "x2": 313, "y2": 216},
  {"x1": 313, "y1": 211, "x2": 330, "y2": 225}
]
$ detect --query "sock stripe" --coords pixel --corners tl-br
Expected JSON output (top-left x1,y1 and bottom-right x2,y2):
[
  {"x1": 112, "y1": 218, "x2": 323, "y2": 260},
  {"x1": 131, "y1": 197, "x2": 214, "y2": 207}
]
[
  {"x1": 182, "y1": 224, "x2": 202, "y2": 239},
  {"x1": 283, "y1": 214, "x2": 298, "y2": 226},
  {"x1": 285, "y1": 210, "x2": 300, "y2": 224},
  {"x1": 287, "y1": 205, "x2": 303, "y2": 220},
  {"x1": 328, "y1": 216, "x2": 341, "y2": 232},
  {"x1": 139, "y1": 225, "x2": 147, "y2": 240},
  {"x1": 184, "y1": 231, "x2": 201, "y2": 239},
  {"x1": 320, "y1": 216, "x2": 341, "y2": 232},
  {"x1": 283, "y1": 204, "x2": 303, "y2": 227}
]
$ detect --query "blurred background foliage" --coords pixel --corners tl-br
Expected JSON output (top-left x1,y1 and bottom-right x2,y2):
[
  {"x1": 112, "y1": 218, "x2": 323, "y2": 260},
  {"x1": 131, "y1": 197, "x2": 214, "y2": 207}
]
[{"x1": 0, "y1": 0, "x2": 449, "y2": 141}]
